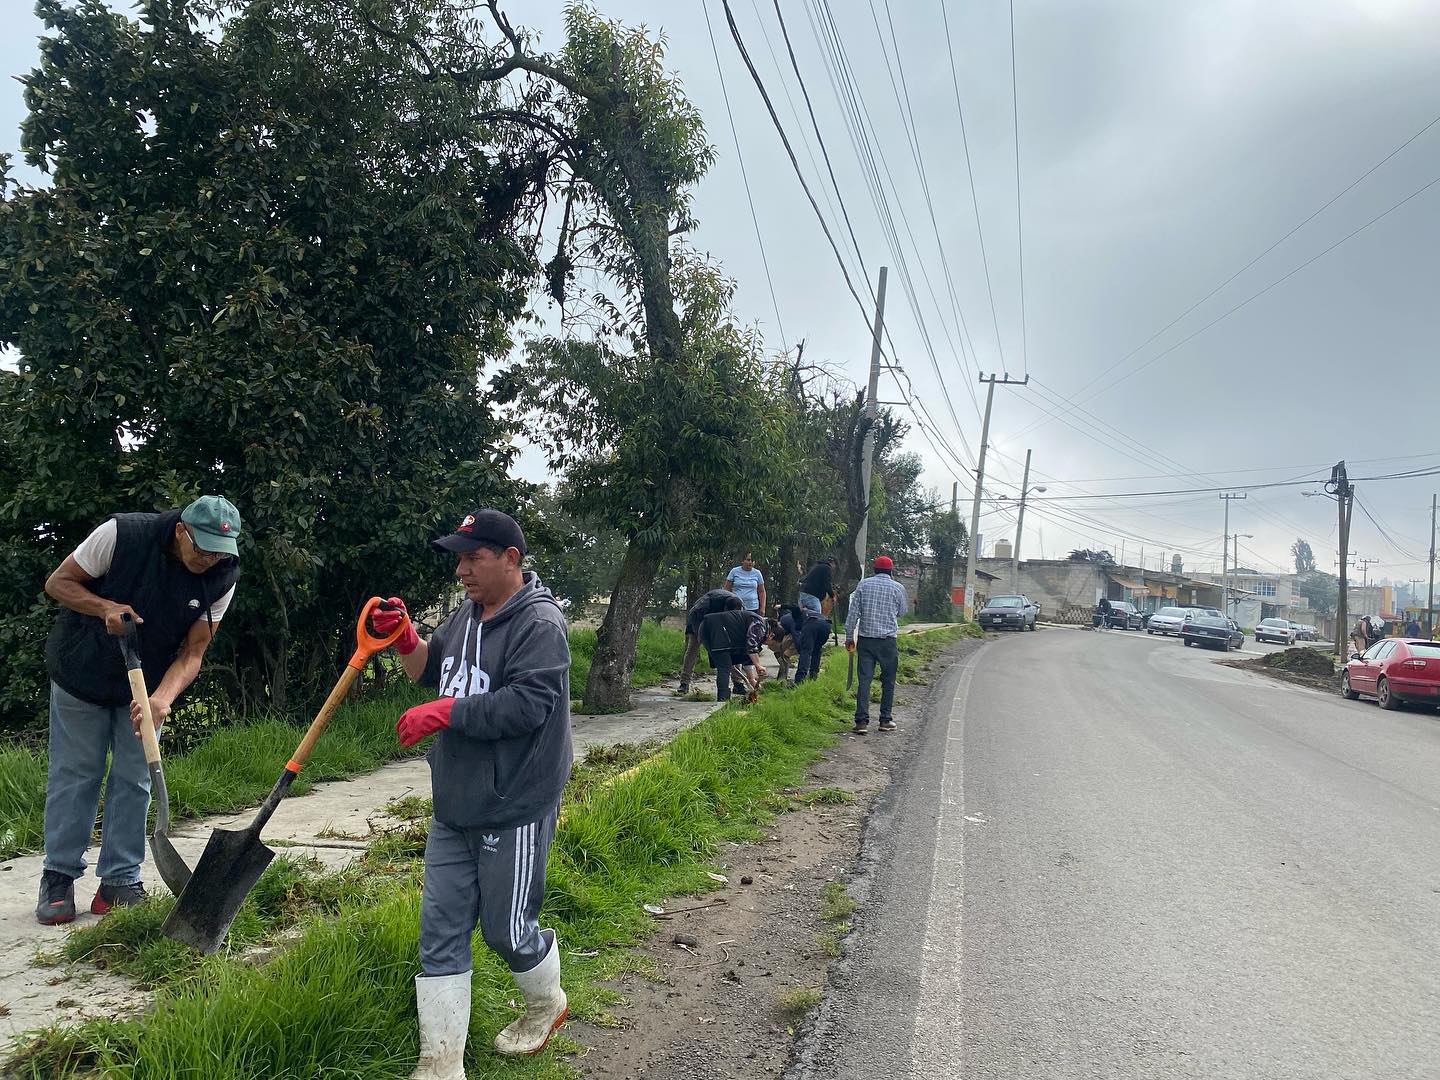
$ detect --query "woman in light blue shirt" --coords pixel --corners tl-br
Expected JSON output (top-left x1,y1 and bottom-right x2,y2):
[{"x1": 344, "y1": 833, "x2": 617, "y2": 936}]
[{"x1": 725, "y1": 552, "x2": 767, "y2": 613}]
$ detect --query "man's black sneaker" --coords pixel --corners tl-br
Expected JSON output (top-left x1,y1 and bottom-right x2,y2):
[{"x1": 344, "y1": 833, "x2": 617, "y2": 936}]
[
  {"x1": 675, "y1": 683, "x2": 690, "y2": 696},
  {"x1": 90, "y1": 880, "x2": 148, "y2": 915},
  {"x1": 851, "y1": 722, "x2": 869, "y2": 735},
  {"x1": 36, "y1": 869, "x2": 76, "y2": 925}
]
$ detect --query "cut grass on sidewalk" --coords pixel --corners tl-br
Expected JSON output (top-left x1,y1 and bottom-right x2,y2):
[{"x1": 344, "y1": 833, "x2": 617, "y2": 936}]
[{"x1": 8, "y1": 628, "x2": 963, "y2": 1080}]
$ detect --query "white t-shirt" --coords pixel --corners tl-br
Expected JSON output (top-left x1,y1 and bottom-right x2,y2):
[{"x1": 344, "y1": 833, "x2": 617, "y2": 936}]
[{"x1": 72, "y1": 519, "x2": 234, "y2": 621}]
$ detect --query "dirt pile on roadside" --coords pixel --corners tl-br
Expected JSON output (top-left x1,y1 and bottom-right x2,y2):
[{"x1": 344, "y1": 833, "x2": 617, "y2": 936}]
[{"x1": 1261, "y1": 648, "x2": 1335, "y2": 676}]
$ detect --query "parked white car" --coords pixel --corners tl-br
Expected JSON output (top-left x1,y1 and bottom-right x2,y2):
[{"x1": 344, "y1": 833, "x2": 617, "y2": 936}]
[
  {"x1": 1146, "y1": 606, "x2": 1192, "y2": 636},
  {"x1": 1255, "y1": 617, "x2": 1297, "y2": 645}
]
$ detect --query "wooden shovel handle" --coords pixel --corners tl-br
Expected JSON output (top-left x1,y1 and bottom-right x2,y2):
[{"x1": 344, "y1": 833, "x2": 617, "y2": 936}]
[
  {"x1": 126, "y1": 668, "x2": 163, "y2": 768},
  {"x1": 286, "y1": 664, "x2": 362, "y2": 773},
  {"x1": 284, "y1": 597, "x2": 408, "y2": 774}
]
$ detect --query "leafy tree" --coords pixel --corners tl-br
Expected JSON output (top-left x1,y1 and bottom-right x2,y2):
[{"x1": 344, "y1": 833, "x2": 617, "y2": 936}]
[
  {"x1": 0, "y1": 0, "x2": 536, "y2": 728},
  {"x1": 1068, "y1": 549, "x2": 1116, "y2": 565},
  {"x1": 520, "y1": 484, "x2": 627, "y2": 617},
  {"x1": 918, "y1": 507, "x2": 966, "y2": 621},
  {"x1": 508, "y1": 256, "x2": 800, "y2": 709},
  {"x1": 1292, "y1": 538, "x2": 1316, "y2": 575},
  {"x1": 1296, "y1": 570, "x2": 1339, "y2": 616},
  {"x1": 405, "y1": 3, "x2": 811, "y2": 710}
]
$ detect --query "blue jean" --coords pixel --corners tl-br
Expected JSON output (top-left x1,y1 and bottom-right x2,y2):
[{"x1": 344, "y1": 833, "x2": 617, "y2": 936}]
[
  {"x1": 43, "y1": 682, "x2": 150, "y2": 884},
  {"x1": 798, "y1": 592, "x2": 822, "y2": 615},
  {"x1": 854, "y1": 636, "x2": 899, "y2": 726}
]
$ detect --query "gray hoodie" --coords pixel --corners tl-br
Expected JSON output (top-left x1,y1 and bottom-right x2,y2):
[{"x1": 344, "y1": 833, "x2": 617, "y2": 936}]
[{"x1": 420, "y1": 572, "x2": 572, "y2": 829}]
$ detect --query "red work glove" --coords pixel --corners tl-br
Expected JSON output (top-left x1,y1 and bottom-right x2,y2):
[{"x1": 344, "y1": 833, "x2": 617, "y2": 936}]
[
  {"x1": 396, "y1": 697, "x2": 454, "y2": 748},
  {"x1": 373, "y1": 596, "x2": 419, "y2": 655}
]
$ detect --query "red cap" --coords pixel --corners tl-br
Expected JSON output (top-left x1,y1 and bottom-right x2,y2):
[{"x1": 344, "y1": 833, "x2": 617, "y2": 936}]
[{"x1": 873, "y1": 555, "x2": 894, "y2": 571}]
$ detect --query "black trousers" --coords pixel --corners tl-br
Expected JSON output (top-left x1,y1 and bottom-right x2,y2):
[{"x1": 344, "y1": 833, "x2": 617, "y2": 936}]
[
  {"x1": 794, "y1": 617, "x2": 829, "y2": 682},
  {"x1": 854, "y1": 635, "x2": 899, "y2": 725},
  {"x1": 709, "y1": 650, "x2": 744, "y2": 701}
]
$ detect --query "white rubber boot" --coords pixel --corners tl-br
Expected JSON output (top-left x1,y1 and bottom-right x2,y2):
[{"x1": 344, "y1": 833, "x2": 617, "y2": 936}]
[
  {"x1": 411, "y1": 970, "x2": 470, "y2": 1079},
  {"x1": 494, "y1": 929, "x2": 568, "y2": 1056}
]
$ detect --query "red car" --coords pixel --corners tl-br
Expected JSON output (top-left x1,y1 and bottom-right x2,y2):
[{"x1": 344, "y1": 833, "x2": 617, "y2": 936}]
[{"x1": 1341, "y1": 638, "x2": 1440, "y2": 710}]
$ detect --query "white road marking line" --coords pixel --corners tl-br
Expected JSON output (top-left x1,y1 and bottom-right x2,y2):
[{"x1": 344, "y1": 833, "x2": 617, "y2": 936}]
[{"x1": 910, "y1": 653, "x2": 977, "y2": 1078}]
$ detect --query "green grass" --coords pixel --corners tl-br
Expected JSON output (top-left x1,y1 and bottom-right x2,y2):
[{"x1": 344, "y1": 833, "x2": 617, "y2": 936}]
[
  {"x1": 567, "y1": 622, "x2": 707, "y2": 698},
  {"x1": 1, "y1": 626, "x2": 697, "y2": 863},
  {"x1": 7, "y1": 628, "x2": 965, "y2": 1080},
  {"x1": 0, "y1": 684, "x2": 431, "y2": 863},
  {"x1": 820, "y1": 880, "x2": 857, "y2": 922},
  {"x1": 795, "y1": 786, "x2": 854, "y2": 806},
  {"x1": 0, "y1": 746, "x2": 48, "y2": 864},
  {"x1": 775, "y1": 985, "x2": 823, "y2": 1017}
]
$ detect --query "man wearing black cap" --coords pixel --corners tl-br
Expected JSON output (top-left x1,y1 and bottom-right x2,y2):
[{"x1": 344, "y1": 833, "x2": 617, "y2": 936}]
[
  {"x1": 371, "y1": 508, "x2": 572, "y2": 1077},
  {"x1": 36, "y1": 495, "x2": 242, "y2": 925}
]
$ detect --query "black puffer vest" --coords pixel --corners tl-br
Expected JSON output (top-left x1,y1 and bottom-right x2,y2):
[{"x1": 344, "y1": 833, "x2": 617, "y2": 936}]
[{"x1": 45, "y1": 510, "x2": 240, "y2": 706}]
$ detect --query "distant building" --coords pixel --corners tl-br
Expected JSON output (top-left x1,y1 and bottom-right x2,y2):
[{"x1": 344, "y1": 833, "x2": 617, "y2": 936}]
[{"x1": 974, "y1": 558, "x2": 1223, "y2": 623}]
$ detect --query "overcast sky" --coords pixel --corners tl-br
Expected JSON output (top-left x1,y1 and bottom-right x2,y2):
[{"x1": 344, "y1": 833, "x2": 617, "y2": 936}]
[{"x1": 5, "y1": 1, "x2": 1439, "y2": 587}]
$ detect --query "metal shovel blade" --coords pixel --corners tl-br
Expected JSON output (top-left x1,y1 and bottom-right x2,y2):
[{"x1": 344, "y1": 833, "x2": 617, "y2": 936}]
[
  {"x1": 161, "y1": 827, "x2": 275, "y2": 954},
  {"x1": 146, "y1": 762, "x2": 191, "y2": 896}
]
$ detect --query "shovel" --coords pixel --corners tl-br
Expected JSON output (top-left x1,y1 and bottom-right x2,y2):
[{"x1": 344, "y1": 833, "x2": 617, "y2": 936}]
[
  {"x1": 117, "y1": 613, "x2": 192, "y2": 896},
  {"x1": 161, "y1": 597, "x2": 408, "y2": 953}
]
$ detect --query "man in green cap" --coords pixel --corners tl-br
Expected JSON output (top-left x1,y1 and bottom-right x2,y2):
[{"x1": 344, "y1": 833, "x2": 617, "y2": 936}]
[{"x1": 36, "y1": 496, "x2": 242, "y2": 925}]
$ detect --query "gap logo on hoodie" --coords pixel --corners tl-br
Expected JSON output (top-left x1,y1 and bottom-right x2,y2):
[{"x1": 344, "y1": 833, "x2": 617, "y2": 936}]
[{"x1": 437, "y1": 618, "x2": 491, "y2": 697}]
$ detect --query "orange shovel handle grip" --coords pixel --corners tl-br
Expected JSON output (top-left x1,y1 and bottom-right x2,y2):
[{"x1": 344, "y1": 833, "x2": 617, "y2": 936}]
[{"x1": 348, "y1": 596, "x2": 410, "y2": 670}]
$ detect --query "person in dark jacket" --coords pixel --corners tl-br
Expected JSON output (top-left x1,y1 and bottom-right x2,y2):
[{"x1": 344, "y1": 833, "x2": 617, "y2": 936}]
[
  {"x1": 798, "y1": 556, "x2": 838, "y2": 615},
  {"x1": 792, "y1": 607, "x2": 831, "y2": 683},
  {"x1": 37, "y1": 496, "x2": 241, "y2": 926},
  {"x1": 1095, "y1": 596, "x2": 1112, "y2": 630},
  {"x1": 374, "y1": 509, "x2": 572, "y2": 1074},
  {"x1": 677, "y1": 587, "x2": 742, "y2": 695},
  {"x1": 769, "y1": 607, "x2": 803, "y2": 681},
  {"x1": 700, "y1": 605, "x2": 758, "y2": 702}
]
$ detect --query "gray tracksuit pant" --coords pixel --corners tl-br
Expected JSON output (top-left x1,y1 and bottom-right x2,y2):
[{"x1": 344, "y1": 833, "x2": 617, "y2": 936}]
[{"x1": 420, "y1": 806, "x2": 557, "y2": 977}]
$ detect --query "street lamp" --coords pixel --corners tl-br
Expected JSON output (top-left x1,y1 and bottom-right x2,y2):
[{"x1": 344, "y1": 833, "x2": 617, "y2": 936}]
[{"x1": 999, "y1": 482, "x2": 1047, "y2": 591}]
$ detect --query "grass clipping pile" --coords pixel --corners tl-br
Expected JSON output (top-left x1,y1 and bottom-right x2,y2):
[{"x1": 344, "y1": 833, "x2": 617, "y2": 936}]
[{"x1": 1225, "y1": 646, "x2": 1338, "y2": 692}]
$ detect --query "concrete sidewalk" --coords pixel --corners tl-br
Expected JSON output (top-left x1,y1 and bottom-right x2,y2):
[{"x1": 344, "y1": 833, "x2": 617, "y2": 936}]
[{"x1": 0, "y1": 677, "x2": 725, "y2": 1047}]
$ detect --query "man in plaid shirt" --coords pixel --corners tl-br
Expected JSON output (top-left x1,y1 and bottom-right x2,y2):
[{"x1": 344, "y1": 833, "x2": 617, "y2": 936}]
[{"x1": 844, "y1": 555, "x2": 909, "y2": 733}]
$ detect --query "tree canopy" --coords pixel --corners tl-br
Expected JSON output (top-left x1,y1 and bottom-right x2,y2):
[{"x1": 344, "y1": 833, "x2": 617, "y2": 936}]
[{"x1": 0, "y1": 0, "x2": 538, "y2": 726}]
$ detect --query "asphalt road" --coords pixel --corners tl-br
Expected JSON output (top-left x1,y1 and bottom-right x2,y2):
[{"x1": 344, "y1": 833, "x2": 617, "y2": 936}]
[{"x1": 789, "y1": 628, "x2": 1440, "y2": 1080}]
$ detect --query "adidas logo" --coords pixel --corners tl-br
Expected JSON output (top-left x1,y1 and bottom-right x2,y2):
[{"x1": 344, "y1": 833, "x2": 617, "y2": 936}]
[{"x1": 483, "y1": 834, "x2": 500, "y2": 847}]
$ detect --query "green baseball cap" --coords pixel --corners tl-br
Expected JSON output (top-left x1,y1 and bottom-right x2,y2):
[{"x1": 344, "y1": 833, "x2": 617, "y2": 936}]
[{"x1": 181, "y1": 495, "x2": 242, "y2": 557}]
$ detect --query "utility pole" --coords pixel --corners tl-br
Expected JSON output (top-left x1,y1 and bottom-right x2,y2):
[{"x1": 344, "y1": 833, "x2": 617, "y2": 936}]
[
  {"x1": 1332, "y1": 462, "x2": 1354, "y2": 657},
  {"x1": 854, "y1": 267, "x2": 887, "y2": 582},
  {"x1": 1219, "y1": 493, "x2": 1247, "y2": 617},
  {"x1": 1011, "y1": 448, "x2": 1032, "y2": 592},
  {"x1": 963, "y1": 372, "x2": 1028, "y2": 619},
  {"x1": 1428, "y1": 494, "x2": 1437, "y2": 637}
]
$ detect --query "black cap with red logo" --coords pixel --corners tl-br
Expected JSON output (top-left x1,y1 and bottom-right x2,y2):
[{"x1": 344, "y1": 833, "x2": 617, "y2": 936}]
[{"x1": 431, "y1": 509, "x2": 528, "y2": 555}]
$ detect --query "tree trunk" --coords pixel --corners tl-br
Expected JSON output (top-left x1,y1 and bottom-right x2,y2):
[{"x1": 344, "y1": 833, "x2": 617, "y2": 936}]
[
  {"x1": 583, "y1": 538, "x2": 665, "y2": 713},
  {"x1": 775, "y1": 540, "x2": 796, "y2": 614}
]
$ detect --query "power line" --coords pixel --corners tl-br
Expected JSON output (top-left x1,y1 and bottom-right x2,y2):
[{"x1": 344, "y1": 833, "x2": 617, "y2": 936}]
[
  {"x1": 1021, "y1": 108, "x2": 1440, "y2": 431},
  {"x1": 719, "y1": 0, "x2": 875, "y2": 332},
  {"x1": 1041, "y1": 169, "x2": 1440, "y2": 412},
  {"x1": 701, "y1": 0, "x2": 787, "y2": 349},
  {"x1": 939, "y1": 0, "x2": 1005, "y2": 365},
  {"x1": 766, "y1": 0, "x2": 874, "y2": 296},
  {"x1": 1008, "y1": 0, "x2": 1028, "y2": 374}
]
